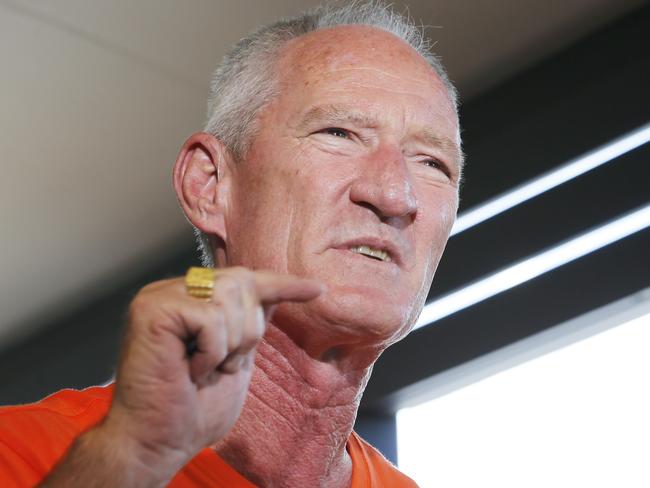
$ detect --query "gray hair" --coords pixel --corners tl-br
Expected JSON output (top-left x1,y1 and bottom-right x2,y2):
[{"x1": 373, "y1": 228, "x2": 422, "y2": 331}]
[{"x1": 196, "y1": 0, "x2": 459, "y2": 266}]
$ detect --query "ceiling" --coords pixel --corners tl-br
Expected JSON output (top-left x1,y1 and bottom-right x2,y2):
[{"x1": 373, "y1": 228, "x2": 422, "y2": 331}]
[{"x1": 0, "y1": 0, "x2": 646, "y2": 347}]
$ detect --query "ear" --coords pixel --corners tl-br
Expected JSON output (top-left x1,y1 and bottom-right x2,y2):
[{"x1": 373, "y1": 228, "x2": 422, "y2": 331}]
[{"x1": 172, "y1": 132, "x2": 230, "y2": 241}]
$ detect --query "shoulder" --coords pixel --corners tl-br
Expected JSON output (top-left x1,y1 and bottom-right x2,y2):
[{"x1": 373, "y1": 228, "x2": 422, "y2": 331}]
[
  {"x1": 348, "y1": 431, "x2": 419, "y2": 487},
  {"x1": 0, "y1": 384, "x2": 114, "y2": 485}
]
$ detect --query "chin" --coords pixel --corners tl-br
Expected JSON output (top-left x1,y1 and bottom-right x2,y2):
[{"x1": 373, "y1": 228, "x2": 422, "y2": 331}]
[{"x1": 310, "y1": 283, "x2": 414, "y2": 342}]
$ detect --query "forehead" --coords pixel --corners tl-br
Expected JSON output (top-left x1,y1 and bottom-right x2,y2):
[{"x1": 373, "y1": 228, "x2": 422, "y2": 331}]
[
  {"x1": 277, "y1": 25, "x2": 451, "y2": 102},
  {"x1": 262, "y1": 26, "x2": 462, "y2": 167},
  {"x1": 274, "y1": 25, "x2": 458, "y2": 132},
  {"x1": 281, "y1": 25, "x2": 432, "y2": 74}
]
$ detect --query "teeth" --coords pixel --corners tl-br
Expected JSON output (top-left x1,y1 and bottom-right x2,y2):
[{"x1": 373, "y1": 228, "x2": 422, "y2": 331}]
[{"x1": 350, "y1": 245, "x2": 392, "y2": 262}]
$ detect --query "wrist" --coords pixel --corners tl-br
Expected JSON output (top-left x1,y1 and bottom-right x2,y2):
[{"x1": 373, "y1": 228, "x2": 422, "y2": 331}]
[{"x1": 86, "y1": 414, "x2": 189, "y2": 488}]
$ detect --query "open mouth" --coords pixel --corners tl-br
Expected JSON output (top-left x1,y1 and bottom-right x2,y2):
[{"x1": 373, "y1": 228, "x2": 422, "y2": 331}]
[{"x1": 349, "y1": 245, "x2": 392, "y2": 263}]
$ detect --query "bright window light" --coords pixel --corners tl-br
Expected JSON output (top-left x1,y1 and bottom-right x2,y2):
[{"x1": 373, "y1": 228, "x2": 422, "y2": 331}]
[
  {"x1": 451, "y1": 122, "x2": 650, "y2": 236},
  {"x1": 398, "y1": 305, "x2": 650, "y2": 488},
  {"x1": 415, "y1": 203, "x2": 650, "y2": 329}
]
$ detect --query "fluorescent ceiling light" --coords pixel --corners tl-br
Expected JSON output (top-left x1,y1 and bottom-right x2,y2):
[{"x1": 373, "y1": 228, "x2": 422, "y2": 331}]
[
  {"x1": 451, "y1": 123, "x2": 650, "y2": 236},
  {"x1": 415, "y1": 204, "x2": 650, "y2": 329}
]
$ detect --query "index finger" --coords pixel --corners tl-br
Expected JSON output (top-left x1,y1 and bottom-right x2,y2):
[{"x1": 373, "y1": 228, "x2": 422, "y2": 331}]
[{"x1": 252, "y1": 271, "x2": 325, "y2": 304}]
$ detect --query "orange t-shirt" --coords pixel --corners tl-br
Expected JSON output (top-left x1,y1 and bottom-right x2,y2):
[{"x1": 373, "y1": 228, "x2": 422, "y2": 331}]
[{"x1": 0, "y1": 385, "x2": 417, "y2": 487}]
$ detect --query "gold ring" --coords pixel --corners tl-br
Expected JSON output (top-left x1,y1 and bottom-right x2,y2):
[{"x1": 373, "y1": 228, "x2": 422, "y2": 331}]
[{"x1": 185, "y1": 267, "x2": 218, "y2": 300}]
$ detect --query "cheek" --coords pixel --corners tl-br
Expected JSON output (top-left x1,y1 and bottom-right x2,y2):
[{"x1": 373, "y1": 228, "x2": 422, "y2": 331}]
[
  {"x1": 285, "y1": 187, "x2": 334, "y2": 272},
  {"x1": 415, "y1": 189, "x2": 458, "y2": 253},
  {"x1": 436, "y1": 193, "x2": 459, "y2": 235},
  {"x1": 412, "y1": 169, "x2": 459, "y2": 226},
  {"x1": 227, "y1": 173, "x2": 295, "y2": 270}
]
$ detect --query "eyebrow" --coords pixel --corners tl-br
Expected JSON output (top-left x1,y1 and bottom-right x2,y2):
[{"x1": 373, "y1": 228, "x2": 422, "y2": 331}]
[
  {"x1": 416, "y1": 128, "x2": 465, "y2": 173},
  {"x1": 300, "y1": 103, "x2": 465, "y2": 173},
  {"x1": 300, "y1": 104, "x2": 379, "y2": 129}
]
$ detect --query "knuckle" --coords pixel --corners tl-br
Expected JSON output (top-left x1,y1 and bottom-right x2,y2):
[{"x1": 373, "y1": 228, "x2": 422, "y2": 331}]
[
  {"x1": 139, "y1": 278, "x2": 177, "y2": 294},
  {"x1": 214, "y1": 339, "x2": 229, "y2": 364},
  {"x1": 241, "y1": 271, "x2": 256, "y2": 291},
  {"x1": 207, "y1": 307, "x2": 227, "y2": 333},
  {"x1": 128, "y1": 292, "x2": 151, "y2": 317},
  {"x1": 130, "y1": 278, "x2": 179, "y2": 314},
  {"x1": 229, "y1": 266, "x2": 248, "y2": 275},
  {"x1": 227, "y1": 326, "x2": 242, "y2": 350},
  {"x1": 230, "y1": 267, "x2": 256, "y2": 286},
  {"x1": 206, "y1": 304, "x2": 223, "y2": 323},
  {"x1": 242, "y1": 322, "x2": 264, "y2": 349},
  {"x1": 215, "y1": 275, "x2": 241, "y2": 297},
  {"x1": 207, "y1": 312, "x2": 228, "y2": 352},
  {"x1": 240, "y1": 334, "x2": 260, "y2": 350}
]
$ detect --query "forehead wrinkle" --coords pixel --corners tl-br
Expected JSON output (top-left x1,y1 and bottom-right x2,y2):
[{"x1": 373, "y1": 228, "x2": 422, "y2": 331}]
[
  {"x1": 338, "y1": 81, "x2": 440, "y2": 99},
  {"x1": 300, "y1": 104, "x2": 379, "y2": 128},
  {"x1": 327, "y1": 66, "x2": 434, "y2": 85}
]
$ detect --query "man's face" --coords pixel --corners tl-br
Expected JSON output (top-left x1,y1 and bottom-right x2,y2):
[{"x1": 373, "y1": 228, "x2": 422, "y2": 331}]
[{"x1": 224, "y1": 26, "x2": 461, "y2": 346}]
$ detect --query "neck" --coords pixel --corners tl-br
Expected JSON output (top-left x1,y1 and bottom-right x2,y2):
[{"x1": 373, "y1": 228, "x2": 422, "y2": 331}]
[{"x1": 213, "y1": 322, "x2": 382, "y2": 487}]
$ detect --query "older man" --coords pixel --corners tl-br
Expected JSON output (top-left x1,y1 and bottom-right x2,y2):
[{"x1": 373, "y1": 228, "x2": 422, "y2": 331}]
[{"x1": 0, "y1": 2, "x2": 462, "y2": 486}]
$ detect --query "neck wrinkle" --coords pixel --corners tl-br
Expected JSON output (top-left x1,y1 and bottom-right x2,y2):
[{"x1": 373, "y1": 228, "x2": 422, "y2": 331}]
[{"x1": 212, "y1": 323, "x2": 377, "y2": 487}]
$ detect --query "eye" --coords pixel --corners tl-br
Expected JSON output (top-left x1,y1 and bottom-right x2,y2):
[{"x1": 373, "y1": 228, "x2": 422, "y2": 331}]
[
  {"x1": 422, "y1": 158, "x2": 442, "y2": 169},
  {"x1": 422, "y1": 158, "x2": 451, "y2": 177},
  {"x1": 322, "y1": 127, "x2": 350, "y2": 138}
]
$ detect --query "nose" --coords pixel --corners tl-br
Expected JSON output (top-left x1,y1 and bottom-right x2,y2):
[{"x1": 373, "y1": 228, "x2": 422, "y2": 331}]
[{"x1": 349, "y1": 146, "x2": 418, "y2": 221}]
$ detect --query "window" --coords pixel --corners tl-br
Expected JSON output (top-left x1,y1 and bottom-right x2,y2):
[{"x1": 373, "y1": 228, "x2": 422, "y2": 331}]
[{"x1": 397, "y1": 291, "x2": 650, "y2": 487}]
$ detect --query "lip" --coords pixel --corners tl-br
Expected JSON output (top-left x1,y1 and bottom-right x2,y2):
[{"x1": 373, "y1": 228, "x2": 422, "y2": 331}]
[{"x1": 333, "y1": 236, "x2": 404, "y2": 266}]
